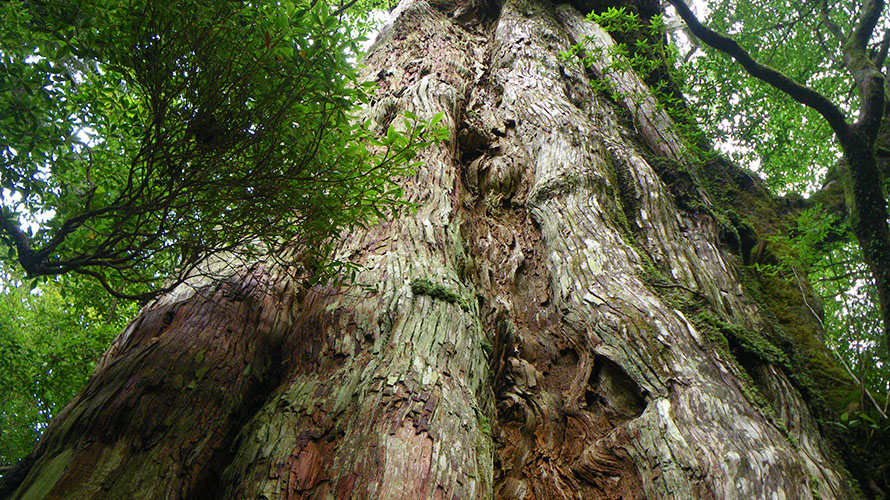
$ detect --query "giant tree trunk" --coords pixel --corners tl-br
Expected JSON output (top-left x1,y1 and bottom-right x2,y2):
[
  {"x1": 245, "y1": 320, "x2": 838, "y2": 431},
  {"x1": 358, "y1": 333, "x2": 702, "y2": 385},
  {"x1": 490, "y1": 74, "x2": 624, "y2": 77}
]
[{"x1": 0, "y1": 1, "x2": 867, "y2": 499}]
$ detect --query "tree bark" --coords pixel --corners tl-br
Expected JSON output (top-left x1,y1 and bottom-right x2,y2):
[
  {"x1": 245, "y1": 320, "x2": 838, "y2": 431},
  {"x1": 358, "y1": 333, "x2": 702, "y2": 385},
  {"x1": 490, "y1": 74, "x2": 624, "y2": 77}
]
[
  {"x1": 842, "y1": 127, "x2": 890, "y2": 354},
  {"x1": 0, "y1": 1, "x2": 867, "y2": 499}
]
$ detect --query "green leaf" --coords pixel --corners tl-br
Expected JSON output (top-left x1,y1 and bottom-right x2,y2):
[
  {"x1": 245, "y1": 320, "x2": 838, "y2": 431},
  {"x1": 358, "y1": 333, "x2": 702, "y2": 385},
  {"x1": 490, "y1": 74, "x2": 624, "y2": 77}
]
[{"x1": 0, "y1": 0, "x2": 427, "y2": 300}]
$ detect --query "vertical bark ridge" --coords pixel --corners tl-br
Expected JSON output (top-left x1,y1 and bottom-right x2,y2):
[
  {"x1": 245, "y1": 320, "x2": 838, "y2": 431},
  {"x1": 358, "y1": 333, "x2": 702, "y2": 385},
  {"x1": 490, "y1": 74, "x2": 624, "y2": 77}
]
[
  {"x1": 453, "y1": 2, "x2": 653, "y2": 498},
  {"x1": 213, "y1": 2, "x2": 497, "y2": 498},
  {"x1": 474, "y1": 1, "x2": 856, "y2": 498}
]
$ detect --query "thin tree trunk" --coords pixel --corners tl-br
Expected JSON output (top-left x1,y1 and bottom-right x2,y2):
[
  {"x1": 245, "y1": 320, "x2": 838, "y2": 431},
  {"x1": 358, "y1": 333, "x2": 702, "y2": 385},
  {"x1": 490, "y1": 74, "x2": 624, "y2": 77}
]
[
  {"x1": 0, "y1": 1, "x2": 865, "y2": 499},
  {"x1": 842, "y1": 129, "x2": 890, "y2": 349}
]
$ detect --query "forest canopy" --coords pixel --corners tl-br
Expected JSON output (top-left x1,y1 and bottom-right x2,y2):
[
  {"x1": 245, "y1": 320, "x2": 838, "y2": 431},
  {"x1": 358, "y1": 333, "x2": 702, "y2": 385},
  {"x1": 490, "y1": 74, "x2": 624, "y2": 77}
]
[{"x1": 0, "y1": 0, "x2": 434, "y2": 301}]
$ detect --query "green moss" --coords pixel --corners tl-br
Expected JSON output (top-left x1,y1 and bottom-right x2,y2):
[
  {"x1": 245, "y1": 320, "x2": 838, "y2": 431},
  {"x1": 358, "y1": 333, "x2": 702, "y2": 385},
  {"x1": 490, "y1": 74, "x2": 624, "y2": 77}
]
[
  {"x1": 695, "y1": 312, "x2": 790, "y2": 368},
  {"x1": 410, "y1": 277, "x2": 468, "y2": 311},
  {"x1": 608, "y1": 105, "x2": 873, "y2": 489},
  {"x1": 480, "y1": 340, "x2": 494, "y2": 355},
  {"x1": 477, "y1": 414, "x2": 491, "y2": 436},
  {"x1": 607, "y1": 62, "x2": 874, "y2": 492},
  {"x1": 631, "y1": 225, "x2": 816, "y2": 433},
  {"x1": 684, "y1": 155, "x2": 860, "y2": 416},
  {"x1": 469, "y1": 400, "x2": 495, "y2": 498},
  {"x1": 739, "y1": 268, "x2": 859, "y2": 415},
  {"x1": 627, "y1": 217, "x2": 784, "y2": 418},
  {"x1": 195, "y1": 365, "x2": 210, "y2": 380},
  {"x1": 19, "y1": 448, "x2": 73, "y2": 500},
  {"x1": 636, "y1": 259, "x2": 704, "y2": 313},
  {"x1": 690, "y1": 312, "x2": 775, "y2": 416},
  {"x1": 529, "y1": 173, "x2": 581, "y2": 203},
  {"x1": 693, "y1": 156, "x2": 873, "y2": 497},
  {"x1": 808, "y1": 473, "x2": 822, "y2": 500},
  {"x1": 605, "y1": 153, "x2": 638, "y2": 241},
  {"x1": 691, "y1": 316, "x2": 804, "y2": 449},
  {"x1": 632, "y1": 153, "x2": 863, "y2": 425},
  {"x1": 642, "y1": 153, "x2": 743, "y2": 254}
]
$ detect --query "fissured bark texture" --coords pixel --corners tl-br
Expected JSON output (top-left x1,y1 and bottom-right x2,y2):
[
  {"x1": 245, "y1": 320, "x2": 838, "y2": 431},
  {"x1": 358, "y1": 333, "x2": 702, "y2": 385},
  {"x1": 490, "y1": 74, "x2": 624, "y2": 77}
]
[{"x1": 1, "y1": 1, "x2": 859, "y2": 499}]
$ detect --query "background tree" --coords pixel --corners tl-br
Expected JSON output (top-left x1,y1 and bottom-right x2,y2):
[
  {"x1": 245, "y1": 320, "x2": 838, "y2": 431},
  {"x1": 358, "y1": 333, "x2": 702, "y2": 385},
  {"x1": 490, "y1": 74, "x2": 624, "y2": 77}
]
[
  {"x1": 2, "y1": 0, "x2": 888, "y2": 498},
  {"x1": 666, "y1": 0, "x2": 890, "y2": 364}
]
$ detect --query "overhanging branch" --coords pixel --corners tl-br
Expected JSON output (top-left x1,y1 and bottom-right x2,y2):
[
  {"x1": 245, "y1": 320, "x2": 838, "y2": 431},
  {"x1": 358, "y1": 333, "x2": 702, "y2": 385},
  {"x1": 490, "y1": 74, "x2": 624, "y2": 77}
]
[
  {"x1": 0, "y1": 209, "x2": 38, "y2": 274},
  {"x1": 667, "y1": 0, "x2": 851, "y2": 141}
]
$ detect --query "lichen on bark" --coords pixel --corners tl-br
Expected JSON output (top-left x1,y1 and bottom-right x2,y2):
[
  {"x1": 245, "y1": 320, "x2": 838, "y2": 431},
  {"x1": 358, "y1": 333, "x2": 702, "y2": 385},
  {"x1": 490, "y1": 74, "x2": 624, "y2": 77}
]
[{"x1": 0, "y1": 1, "x2": 870, "y2": 499}]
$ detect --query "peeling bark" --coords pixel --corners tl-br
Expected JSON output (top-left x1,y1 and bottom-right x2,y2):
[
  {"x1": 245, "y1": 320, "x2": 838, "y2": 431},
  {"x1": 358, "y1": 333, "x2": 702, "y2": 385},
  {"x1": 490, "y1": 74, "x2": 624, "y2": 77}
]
[{"x1": 0, "y1": 1, "x2": 865, "y2": 499}]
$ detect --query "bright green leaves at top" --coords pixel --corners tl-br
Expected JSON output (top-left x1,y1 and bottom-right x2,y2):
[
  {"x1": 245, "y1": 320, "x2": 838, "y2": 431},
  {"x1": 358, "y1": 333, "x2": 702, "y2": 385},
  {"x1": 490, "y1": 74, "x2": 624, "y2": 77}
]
[
  {"x1": 571, "y1": 1, "x2": 868, "y2": 193},
  {"x1": 0, "y1": 0, "x2": 440, "y2": 300},
  {"x1": 565, "y1": 7, "x2": 710, "y2": 164},
  {"x1": 681, "y1": 0, "x2": 866, "y2": 193}
]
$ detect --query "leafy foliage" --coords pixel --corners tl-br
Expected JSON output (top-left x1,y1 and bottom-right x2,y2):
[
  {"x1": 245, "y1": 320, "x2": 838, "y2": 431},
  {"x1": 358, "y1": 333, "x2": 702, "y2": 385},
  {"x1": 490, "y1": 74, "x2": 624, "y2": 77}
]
[
  {"x1": 680, "y1": 0, "x2": 860, "y2": 193},
  {"x1": 827, "y1": 408, "x2": 890, "y2": 486},
  {"x1": 0, "y1": 0, "x2": 439, "y2": 469},
  {"x1": 571, "y1": 1, "x2": 873, "y2": 192},
  {"x1": 0, "y1": 272, "x2": 138, "y2": 465},
  {"x1": 0, "y1": 0, "x2": 440, "y2": 300},
  {"x1": 565, "y1": 7, "x2": 713, "y2": 163}
]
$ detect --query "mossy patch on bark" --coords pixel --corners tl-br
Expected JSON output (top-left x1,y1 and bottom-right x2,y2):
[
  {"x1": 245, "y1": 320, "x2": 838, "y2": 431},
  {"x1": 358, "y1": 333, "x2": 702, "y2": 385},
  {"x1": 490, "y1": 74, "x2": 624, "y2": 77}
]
[
  {"x1": 695, "y1": 311, "x2": 790, "y2": 369},
  {"x1": 410, "y1": 277, "x2": 469, "y2": 311},
  {"x1": 681, "y1": 154, "x2": 860, "y2": 417}
]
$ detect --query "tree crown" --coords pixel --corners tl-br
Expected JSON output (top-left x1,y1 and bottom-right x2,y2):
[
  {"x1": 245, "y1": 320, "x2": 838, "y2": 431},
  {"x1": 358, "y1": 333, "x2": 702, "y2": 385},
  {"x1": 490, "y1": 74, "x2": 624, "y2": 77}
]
[{"x1": 0, "y1": 0, "x2": 439, "y2": 300}]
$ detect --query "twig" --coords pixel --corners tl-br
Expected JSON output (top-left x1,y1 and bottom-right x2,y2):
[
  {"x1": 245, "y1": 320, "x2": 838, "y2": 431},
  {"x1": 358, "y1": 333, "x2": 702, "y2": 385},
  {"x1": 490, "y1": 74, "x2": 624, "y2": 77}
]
[
  {"x1": 793, "y1": 266, "x2": 824, "y2": 330},
  {"x1": 831, "y1": 347, "x2": 888, "y2": 419}
]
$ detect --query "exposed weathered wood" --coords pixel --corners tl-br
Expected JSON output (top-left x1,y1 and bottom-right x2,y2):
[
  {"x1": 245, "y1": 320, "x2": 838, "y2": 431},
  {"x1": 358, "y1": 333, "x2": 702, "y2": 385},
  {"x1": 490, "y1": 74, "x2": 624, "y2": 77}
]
[
  {"x1": 0, "y1": 1, "x2": 863, "y2": 499},
  {"x1": 470, "y1": 2, "x2": 853, "y2": 498}
]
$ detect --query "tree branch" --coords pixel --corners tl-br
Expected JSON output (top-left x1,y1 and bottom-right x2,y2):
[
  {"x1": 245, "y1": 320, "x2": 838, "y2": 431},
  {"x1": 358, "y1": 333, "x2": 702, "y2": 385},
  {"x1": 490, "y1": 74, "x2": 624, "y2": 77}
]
[
  {"x1": 841, "y1": 0, "x2": 886, "y2": 137},
  {"x1": 851, "y1": 0, "x2": 885, "y2": 52},
  {"x1": 73, "y1": 267, "x2": 161, "y2": 301},
  {"x1": 814, "y1": 26, "x2": 843, "y2": 68},
  {"x1": 667, "y1": 0, "x2": 851, "y2": 141},
  {"x1": 332, "y1": 0, "x2": 361, "y2": 17},
  {"x1": 874, "y1": 28, "x2": 890, "y2": 71},
  {"x1": 819, "y1": 0, "x2": 846, "y2": 43},
  {"x1": 0, "y1": 208, "x2": 38, "y2": 274}
]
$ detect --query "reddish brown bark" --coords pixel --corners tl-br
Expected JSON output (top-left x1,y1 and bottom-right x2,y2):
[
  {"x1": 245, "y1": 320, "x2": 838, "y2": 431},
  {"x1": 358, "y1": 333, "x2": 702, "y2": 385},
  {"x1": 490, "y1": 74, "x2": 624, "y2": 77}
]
[{"x1": 0, "y1": 1, "x2": 865, "y2": 499}]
